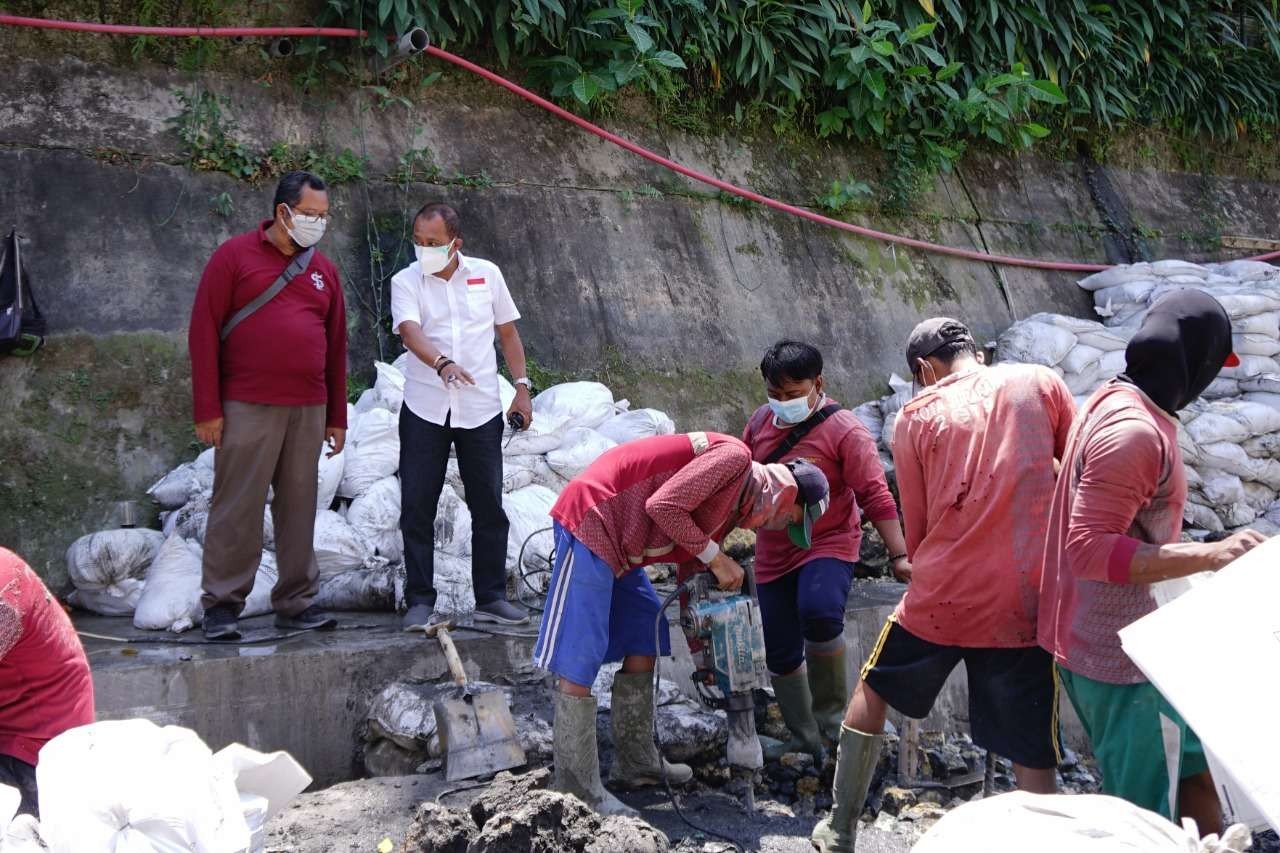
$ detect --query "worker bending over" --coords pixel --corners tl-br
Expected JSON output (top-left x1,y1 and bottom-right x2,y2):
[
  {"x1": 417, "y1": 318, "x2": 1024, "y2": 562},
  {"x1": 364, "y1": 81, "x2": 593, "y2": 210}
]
[
  {"x1": 743, "y1": 341, "x2": 908, "y2": 761},
  {"x1": 1039, "y1": 290, "x2": 1265, "y2": 834},
  {"x1": 533, "y1": 432, "x2": 829, "y2": 816},
  {"x1": 814, "y1": 318, "x2": 1075, "y2": 853}
]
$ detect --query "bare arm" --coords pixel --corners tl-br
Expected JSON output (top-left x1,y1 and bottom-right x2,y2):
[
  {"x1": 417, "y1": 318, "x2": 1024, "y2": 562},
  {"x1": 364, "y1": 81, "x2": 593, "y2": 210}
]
[
  {"x1": 399, "y1": 319, "x2": 474, "y2": 385},
  {"x1": 497, "y1": 321, "x2": 532, "y2": 428},
  {"x1": 1128, "y1": 530, "x2": 1267, "y2": 583},
  {"x1": 873, "y1": 518, "x2": 911, "y2": 582}
]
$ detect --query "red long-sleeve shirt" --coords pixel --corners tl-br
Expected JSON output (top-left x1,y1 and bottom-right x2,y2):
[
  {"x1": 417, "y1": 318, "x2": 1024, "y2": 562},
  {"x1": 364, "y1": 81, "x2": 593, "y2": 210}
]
[
  {"x1": 188, "y1": 221, "x2": 347, "y2": 428},
  {"x1": 0, "y1": 549, "x2": 95, "y2": 766},
  {"x1": 743, "y1": 402, "x2": 899, "y2": 583},
  {"x1": 551, "y1": 432, "x2": 752, "y2": 577},
  {"x1": 1038, "y1": 381, "x2": 1187, "y2": 684},
  {"x1": 892, "y1": 364, "x2": 1075, "y2": 648}
]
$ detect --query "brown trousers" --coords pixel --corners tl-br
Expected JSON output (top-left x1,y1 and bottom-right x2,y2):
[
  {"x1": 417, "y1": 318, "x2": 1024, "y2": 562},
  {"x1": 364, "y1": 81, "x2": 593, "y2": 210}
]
[{"x1": 200, "y1": 400, "x2": 324, "y2": 618}]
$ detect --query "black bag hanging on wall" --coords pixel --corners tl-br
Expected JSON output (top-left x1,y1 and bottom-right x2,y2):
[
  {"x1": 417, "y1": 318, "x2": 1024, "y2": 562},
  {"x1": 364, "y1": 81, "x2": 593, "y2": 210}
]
[{"x1": 0, "y1": 228, "x2": 46, "y2": 356}]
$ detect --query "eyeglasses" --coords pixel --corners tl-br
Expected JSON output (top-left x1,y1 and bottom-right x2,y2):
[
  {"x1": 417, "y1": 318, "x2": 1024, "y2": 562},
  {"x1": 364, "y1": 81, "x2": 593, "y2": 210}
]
[{"x1": 285, "y1": 204, "x2": 331, "y2": 224}]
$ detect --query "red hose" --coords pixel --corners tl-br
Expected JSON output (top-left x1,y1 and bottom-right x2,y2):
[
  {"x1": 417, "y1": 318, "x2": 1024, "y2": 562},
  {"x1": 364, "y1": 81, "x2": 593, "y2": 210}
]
[
  {"x1": 0, "y1": 13, "x2": 363, "y2": 38},
  {"x1": 2, "y1": 13, "x2": 1277, "y2": 270}
]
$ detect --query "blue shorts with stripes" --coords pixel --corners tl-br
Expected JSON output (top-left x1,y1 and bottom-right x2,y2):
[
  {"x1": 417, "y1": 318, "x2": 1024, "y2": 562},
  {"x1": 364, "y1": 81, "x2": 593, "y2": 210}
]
[{"x1": 532, "y1": 522, "x2": 672, "y2": 688}]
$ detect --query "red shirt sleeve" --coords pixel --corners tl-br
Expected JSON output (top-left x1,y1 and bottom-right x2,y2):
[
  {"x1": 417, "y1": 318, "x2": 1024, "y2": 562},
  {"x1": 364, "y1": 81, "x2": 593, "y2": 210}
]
[
  {"x1": 323, "y1": 259, "x2": 348, "y2": 429},
  {"x1": 841, "y1": 417, "x2": 899, "y2": 523},
  {"x1": 1065, "y1": 416, "x2": 1164, "y2": 584},
  {"x1": 188, "y1": 243, "x2": 237, "y2": 424},
  {"x1": 891, "y1": 412, "x2": 927, "y2": 557},
  {"x1": 645, "y1": 443, "x2": 751, "y2": 559}
]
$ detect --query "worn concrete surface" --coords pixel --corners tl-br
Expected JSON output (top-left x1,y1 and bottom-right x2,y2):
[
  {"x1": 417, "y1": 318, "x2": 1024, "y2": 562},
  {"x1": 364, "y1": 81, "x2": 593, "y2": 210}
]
[
  {"x1": 3, "y1": 52, "x2": 1277, "y2": 580},
  {"x1": 84, "y1": 580, "x2": 1086, "y2": 790}
]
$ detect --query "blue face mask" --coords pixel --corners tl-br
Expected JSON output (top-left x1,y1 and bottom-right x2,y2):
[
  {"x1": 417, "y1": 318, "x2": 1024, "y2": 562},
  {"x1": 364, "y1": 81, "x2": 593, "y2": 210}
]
[{"x1": 768, "y1": 392, "x2": 817, "y2": 425}]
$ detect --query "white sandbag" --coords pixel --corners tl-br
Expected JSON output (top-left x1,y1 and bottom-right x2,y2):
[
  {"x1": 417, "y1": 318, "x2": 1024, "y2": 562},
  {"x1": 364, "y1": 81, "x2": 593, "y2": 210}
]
[
  {"x1": 1216, "y1": 291, "x2": 1280, "y2": 320},
  {"x1": 241, "y1": 551, "x2": 278, "y2": 619},
  {"x1": 213, "y1": 743, "x2": 312, "y2": 824},
  {"x1": 315, "y1": 562, "x2": 394, "y2": 612},
  {"x1": 502, "y1": 413, "x2": 571, "y2": 456},
  {"x1": 1076, "y1": 326, "x2": 1132, "y2": 352},
  {"x1": 532, "y1": 381, "x2": 616, "y2": 430},
  {"x1": 1201, "y1": 377, "x2": 1240, "y2": 399},
  {"x1": 1220, "y1": 355, "x2": 1280, "y2": 380},
  {"x1": 996, "y1": 320, "x2": 1077, "y2": 367},
  {"x1": 346, "y1": 475, "x2": 403, "y2": 563},
  {"x1": 501, "y1": 466, "x2": 535, "y2": 493},
  {"x1": 372, "y1": 361, "x2": 405, "y2": 413},
  {"x1": 1151, "y1": 259, "x2": 1209, "y2": 278},
  {"x1": 545, "y1": 427, "x2": 618, "y2": 480},
  {"x1": 1216, "y1": 502, "x2": 1257, "y2": 528},
  {"x1": 881, "y1": 409, "x2": 898, "y2": 452},
  {"x1": 1239, "y1": 374, "x2": 1280, "y2": 393},
  {"x1": 38, "y1": 720, "x2": 250, "y2": 853},
  {"x1": 1200, "y1": 441, "x2": 1280, "y2": 489},
  {"x1": 912, "y1": 790, "x2": 1249, "y2": 853},
  {"x1": 504, "y1": 485, "x2": 558, "y2": 581},
  {"x1": 852, "y1": 401, "x2": 883, "y2": 441},
  {"x1": 1098, "y1": 349, "x2": 1127, "y2": 380},
  {"x1": 1187, "y1": 412, "x2": 1250, "y2": 445},
  {"x1": 1199, "y1": 471, "x2": 1246, "y2": 507},
  {"x1": 498, "y1": 373, "x2": 517, "y2": 415},
  {"x1": 147, "y1": 462, "x2": 210, "y2": 510},
  {"x1": 1058, "y1": 344, "x2": 1104, "y2": 376},
  {"x1": 133, "y1": 534, "x2": 203, "y2": 633},
  {"x1": 171, "y1": 493, "x2": 211, "y2": 543},
  {"x1": 1232, "y1": 333, "x2": 1280, "y2": 357},
  {"x1": 1242, "y1": 432, "x2": 1280, "y2": 459},
  {"x1": 313, "y1": 510, "x2": 373, "y2": 576},
  {"x1": 1220, "y1": 399, "x2": 1280, "y2": 436},
  {"x1": 1240, "y1": 517, "x2": 1280, "y2": 537},
  {"x1": 65, "y1": 528, "x2": 165, "y2": 615},
  {"x1": 1092, "y1": 280, "x2": 1156, "y2": 309},
  {"x1": 338, "y1": 408, "x2": 400, "y2": 499},
  {"x1": 1242, "y1": 391, "x2": 1280, "y2": 411},
  {"x1": 885, "y1": 373, "x2": 913, "y2": 414},
  {"x1": 445, "y1": 456, "x2": 465, "y2": 498},
  {"x1": 1062, "y1": 364, "x2": 1101, "y2": 396},
  {"x1": 1234, "y1": 312, "x2": 1280, "y2": 336},
  {"x1": 504, "y1": 454, "x2": 569, "y2": 492},
  {"x1": 1241, "y1": 481, "x2": 1277, "y2": 513},
  {"x1": 434, "y1": 485, "x2": 473, "y2": 558},
  {"x1": 1078, "y1": 263, "x2": 1155, "y2": 292},
  {"x1": 353, "y1": 387, "x2": 379, "y2": 415},
  {"x1": 1184, "y1": 466, "x2": 1204, "y2": 490},
  {"x1": 316, "y1": 446, "x2": 344, "y2": 511},
  {"x1": 1210, "y1": 260, "x2": 1280, "y2": 282},
  {"x1": 596, "y1": 409, "x2": 676, "y2": 445},
  {"x1": 1, "y1": 812, "x2": 43, "y2": 852},
  {"x1": 1183, "y1": 500, "x2": 1225, "y2": 532},
  {"x1": 432, "y1": 551, "x2": 476, "y2": 615}
]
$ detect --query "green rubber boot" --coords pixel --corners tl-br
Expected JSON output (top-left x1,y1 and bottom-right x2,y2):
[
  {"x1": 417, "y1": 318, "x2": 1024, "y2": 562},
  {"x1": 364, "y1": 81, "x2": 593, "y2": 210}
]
[
  {"x1": 607, "y1": 671, "x2": 693, "y2": 788},
  {"x1": 806, "y1": 644, "x2": 850, "y2": 743},
  {"x1": 552, "y1": 691, "x2": 637, "y2": 817},
  {"x1": 763, "y1": 669, "x2": 825, "y2": 763},
  {"x1": 810, "y1": 726, "x2": 883, "y2": 853}
]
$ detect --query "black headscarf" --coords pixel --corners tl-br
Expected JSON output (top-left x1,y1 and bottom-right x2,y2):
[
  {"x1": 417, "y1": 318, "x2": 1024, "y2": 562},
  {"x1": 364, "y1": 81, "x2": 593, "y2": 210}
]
[{"x1": 1120, "y1": 289, "x2": 1235, "y2": 415}]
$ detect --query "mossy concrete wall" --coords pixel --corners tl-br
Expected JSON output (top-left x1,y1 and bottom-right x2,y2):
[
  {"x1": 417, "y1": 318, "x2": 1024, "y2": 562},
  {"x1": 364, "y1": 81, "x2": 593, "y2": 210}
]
[{"x1": 2, "y1": 48, "x2": 1278, "y2": 584}]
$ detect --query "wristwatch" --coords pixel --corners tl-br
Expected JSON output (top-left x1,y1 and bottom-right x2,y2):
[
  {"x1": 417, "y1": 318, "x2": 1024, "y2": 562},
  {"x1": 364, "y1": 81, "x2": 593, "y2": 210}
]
[{"x1": 514, "y1": 377, "x2": 533, "y2": 391}]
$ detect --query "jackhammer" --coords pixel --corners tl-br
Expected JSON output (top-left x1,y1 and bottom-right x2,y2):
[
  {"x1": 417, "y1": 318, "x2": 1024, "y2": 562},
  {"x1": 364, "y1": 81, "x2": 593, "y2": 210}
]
[{"x1": 678, "y1": 562, "x2": 770, "y2": 813}]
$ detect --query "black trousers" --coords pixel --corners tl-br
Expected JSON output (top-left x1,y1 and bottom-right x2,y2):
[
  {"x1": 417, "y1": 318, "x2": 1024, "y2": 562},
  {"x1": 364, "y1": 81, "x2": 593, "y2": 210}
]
[
  {"x1": 399, "y1": 408, "x2": 510, "y2": 609},
  {"x1": 0, "y1": 753, "x2": 37, "y2": 816}
]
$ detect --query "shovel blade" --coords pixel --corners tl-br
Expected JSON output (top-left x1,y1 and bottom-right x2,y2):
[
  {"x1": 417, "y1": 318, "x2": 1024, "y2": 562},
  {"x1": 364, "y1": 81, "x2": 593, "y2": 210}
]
[{"x1": 433, "y1": 691, "x2": 527, "y2": 782}]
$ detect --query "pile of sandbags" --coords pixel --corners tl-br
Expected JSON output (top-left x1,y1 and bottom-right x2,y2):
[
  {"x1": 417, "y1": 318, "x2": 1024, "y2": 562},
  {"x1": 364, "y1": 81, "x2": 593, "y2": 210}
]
[
  {"x1": 67, "y1": 361, "x2": 677, "y2": 628},
  {"x1": 852, "y1": 260, "x2": 1280, "y2": 539}
]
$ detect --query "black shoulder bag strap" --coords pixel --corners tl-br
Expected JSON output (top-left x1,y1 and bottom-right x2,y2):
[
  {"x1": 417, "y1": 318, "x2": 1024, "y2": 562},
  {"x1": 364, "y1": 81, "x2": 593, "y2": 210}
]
[
  {"x1": 220, "y1": 246, "x2": 315, "y2": 340},
  {"x1": 764, "y1": 403, "x2": 842, "y2": 464}
]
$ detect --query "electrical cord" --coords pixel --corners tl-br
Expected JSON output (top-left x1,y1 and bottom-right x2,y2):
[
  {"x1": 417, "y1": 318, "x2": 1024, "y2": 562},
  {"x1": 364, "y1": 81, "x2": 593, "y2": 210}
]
[
  {"x1": 515, "y1": 526, "x2": 554, "y2": 613},
  {"x1": 652, "y1": 579, "x2": 745, "y2": 853},
  {"x1": 77, "y1": 622, "x2": 386, "y2": 645}
]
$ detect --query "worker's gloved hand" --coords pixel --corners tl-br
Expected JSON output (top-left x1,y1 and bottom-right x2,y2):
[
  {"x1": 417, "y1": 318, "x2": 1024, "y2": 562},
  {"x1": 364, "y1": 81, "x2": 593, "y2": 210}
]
[{"x1": 707, "y1": 552, "x2": 745, "y2": 592}]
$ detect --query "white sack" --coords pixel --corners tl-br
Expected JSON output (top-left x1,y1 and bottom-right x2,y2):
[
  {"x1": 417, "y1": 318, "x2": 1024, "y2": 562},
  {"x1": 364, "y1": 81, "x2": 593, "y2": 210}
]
[
  {"x1": 1242, "y1": 391, "x2": 1280, "y2": 410},
  {"x1": 546, "y1": 427, "x2": 618, "y2": 480},
  {"x1": 1232, "y1": 333, "x2": 1280, "y2": 357},
  {"x1": 1235, "y1": 312, "x2": 1280, "y2": 336},
  {"x1": 1092, "y1": 280, "x2": 1156, "y2": 309},
  {"x1": 1241, "y1": 481, "x2": 1277, "y2": 513},
  {"x1": 315, "y1": 563, "x2": 394, "y2": 612},
  {"x1": 147, "y1": 463, "x2": 212, "y2": 510},
  {"x1": 1199, "y1": 471, "x2": 1246, "y2": 507},
  {"x1": 1187, "y1": 412, "x2": 1250, "y2": 446},
  {"x1": 885, "y1": 373, "x2": 913, "y2": 414},
  {"x1": 532, "y1": 381, "x2": 616, "y2": 430},
  {"x1": 212, "y1": 743, "x2": 311, "y2": 824},
  {"x1": 596, "y1": 408, "x2": 676, "y2": 445},
  {"x1": 1058, "y1": 344, "x2": 1104, "y2": 376},
  {"x1": 372, "y1": 361, "x2": 405, "y2": 413},
  {"x1": 1184, "y1": 500, "x2": 1225, "y2": 533},
  {"x1": 133, "y1": 534, "x2": 203, "y2": 633},
  {"x1": 431, "y1": 551, "x2": 475, "y2": 615},
  {"x1": 1220, "y1": 355, "x2": 1280, "y2": 381},
  {"x1": 1240, "y1": 374, "x2": 1280, "y2": 393},
  {"x1": 502, "y1": 413, "x2": 571, "y2": 456},
  {"x1": 347, "y1": 475, "x2": 403, "y2": 562},
  {"x1": 504, "y1": 485, "x2": 558, "y2": 581},
  {"x1": 852, "y1": 401, "x2": 883, "y2": 441},
  {"x1": 65, "y1": 529, "x2": 165, "y2": 615},
  {"x1": 996, "y1": 320, "x2": 1077, "y2": 366},
  {"x1": 504, "y1": 454, "x2": 569, "y2": 492},
  {"x1": 1242, "y1": 432, "x2": 1280, "y2": 459},
  {"x1": 316, "y1": 446, "x2": 344, "y2": 511},
  {"x1": 313, "y1": 510, "x2": 373, "y2": 576},
  {"x1": 338, "y1": 408, "x2": 399, "y2": 499},
  {"x1": 1078, "y1": 263, "x2": 1156, "y2": 292},
  {"x1": 434, "y1": 485, "x2": 473, "y2": 558},
  {"x1": 1202, "y1": 377, "x2": 1241, "y2": 400},
  {"x1": 38, "y1": 720, "x2": 249, "y2": 853}
]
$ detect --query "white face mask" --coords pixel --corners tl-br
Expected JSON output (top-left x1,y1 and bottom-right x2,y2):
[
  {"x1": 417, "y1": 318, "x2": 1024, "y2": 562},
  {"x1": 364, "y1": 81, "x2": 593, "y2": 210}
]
[
  {"x1": 284, "y1": 205, "x2": 327, "y2": 248},
  {"x1": 416, "y1": 242, "x2": 455, "y2": 275}
]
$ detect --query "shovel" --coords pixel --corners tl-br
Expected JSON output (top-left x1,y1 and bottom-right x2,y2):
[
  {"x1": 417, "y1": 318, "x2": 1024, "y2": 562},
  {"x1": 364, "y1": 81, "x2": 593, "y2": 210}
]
[{"x1": 425, "y1": 621, "x2": 527, "y2": 782}]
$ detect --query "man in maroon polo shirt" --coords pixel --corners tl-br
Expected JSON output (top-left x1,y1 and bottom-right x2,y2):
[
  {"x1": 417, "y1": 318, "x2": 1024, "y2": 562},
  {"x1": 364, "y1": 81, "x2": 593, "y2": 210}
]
[{"x1": 188, "y1": 171, "x2": 347, "y2": 640}]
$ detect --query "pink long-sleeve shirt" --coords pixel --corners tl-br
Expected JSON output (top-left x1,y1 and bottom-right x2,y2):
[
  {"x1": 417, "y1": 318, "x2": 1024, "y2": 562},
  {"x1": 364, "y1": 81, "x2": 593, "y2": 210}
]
[
  {"x1": 1038, "y1": 381, "x2": 1186, "y2": 684},
  {"x1": 743, "y1": 402, "x2": 899, "y2": 583},
  {"x1": 892, "y1": 364, "x2": 1075, "y2": 648},
  {"x1": 551, "y1": 432, "x2": 752, "y2": 577}
]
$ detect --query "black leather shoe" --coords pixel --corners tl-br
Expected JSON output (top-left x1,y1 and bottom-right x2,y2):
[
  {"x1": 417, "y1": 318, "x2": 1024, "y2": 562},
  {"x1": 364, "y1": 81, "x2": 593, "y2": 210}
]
[{"x1": 203, "y1": 605, "x2": 241, "y2": 640}]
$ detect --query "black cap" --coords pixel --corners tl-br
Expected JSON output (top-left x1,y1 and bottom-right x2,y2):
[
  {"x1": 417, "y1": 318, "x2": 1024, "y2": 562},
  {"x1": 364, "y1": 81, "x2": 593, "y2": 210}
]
[
  {"x1": 905, "y1": 317, "x2": 975, "y2": 373},
  {"x1": 785, "y1": 459, "x2": 830, "y2": 550}
]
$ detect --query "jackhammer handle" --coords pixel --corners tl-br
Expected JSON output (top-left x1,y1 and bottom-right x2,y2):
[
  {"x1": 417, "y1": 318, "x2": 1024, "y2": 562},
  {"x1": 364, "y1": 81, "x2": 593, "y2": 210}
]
[{"x1": 433, "y1": 626, "x2": 470, "y2": 687}]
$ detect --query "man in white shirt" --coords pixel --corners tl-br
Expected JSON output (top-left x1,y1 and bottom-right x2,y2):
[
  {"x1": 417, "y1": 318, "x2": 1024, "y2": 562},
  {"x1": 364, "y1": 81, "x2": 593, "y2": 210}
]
[{"x1": 390, "y1": 203, "x2": 534, "y2": 629}]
